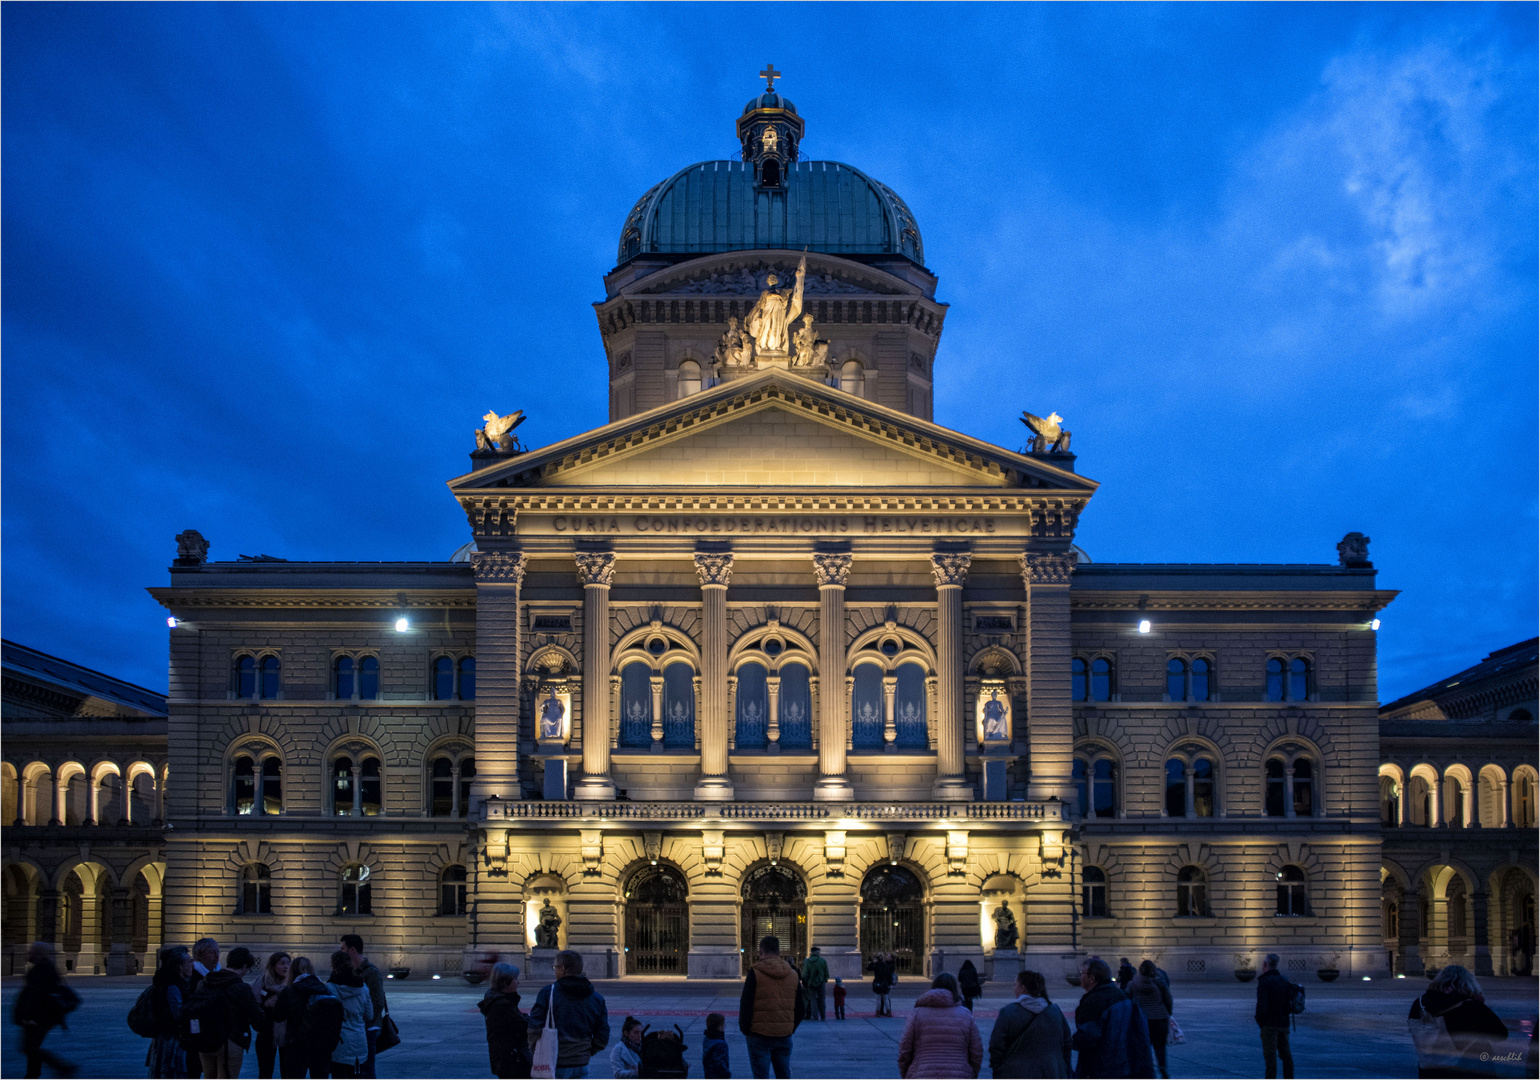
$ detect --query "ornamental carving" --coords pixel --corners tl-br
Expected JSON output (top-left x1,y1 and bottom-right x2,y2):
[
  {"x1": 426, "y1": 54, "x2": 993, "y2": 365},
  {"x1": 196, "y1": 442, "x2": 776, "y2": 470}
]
[
  {"x1": 175, "y1": 529, "x2": 209, "y2": 564},
  {"x1": 929, "y1": 553, "x2": 972, "y2": 588},
  {"x1": 472, "y1": 551, "x2": 527, "y2": 584},
  {"x1": 574, "y1": 553, "x2": 617, "y2": 587},
  {"x1": 693, "y1": 553, "x2": 735, "y2": 587},
  {"x1": 1020, "y1": 552, "x2": 1078, "y2": 585},
  {"x1": 812, "y1": 553, "x2": 853, "y2": 587}
]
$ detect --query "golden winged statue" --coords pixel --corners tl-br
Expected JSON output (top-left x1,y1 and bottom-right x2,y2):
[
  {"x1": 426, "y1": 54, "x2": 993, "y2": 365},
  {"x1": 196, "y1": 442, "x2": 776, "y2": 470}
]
[
  {"x1": 1021, "y1": 411, "x2": 1072, "y2": 453},
  {"x1": 476, "y1": 409, "x2": 526, "y2": 452}
]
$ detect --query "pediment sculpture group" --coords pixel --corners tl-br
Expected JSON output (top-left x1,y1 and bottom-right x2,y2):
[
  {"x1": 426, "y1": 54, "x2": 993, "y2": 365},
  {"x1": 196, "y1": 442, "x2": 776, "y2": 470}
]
[{"x1": 714, "y1": 254, "x2": 829, "y2": 369}]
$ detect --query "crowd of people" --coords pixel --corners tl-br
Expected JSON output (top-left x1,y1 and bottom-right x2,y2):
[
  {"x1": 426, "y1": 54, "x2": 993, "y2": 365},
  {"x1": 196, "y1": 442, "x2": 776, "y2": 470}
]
[{"x1": 8, "y1": 936, "x2": 1530, "y2": 1080}]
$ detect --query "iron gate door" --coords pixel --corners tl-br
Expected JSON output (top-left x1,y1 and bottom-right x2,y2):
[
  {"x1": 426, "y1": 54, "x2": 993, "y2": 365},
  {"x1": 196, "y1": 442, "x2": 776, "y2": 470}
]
[{"x1": 624, "y1": 865, "x2": 689, "y2": 975}]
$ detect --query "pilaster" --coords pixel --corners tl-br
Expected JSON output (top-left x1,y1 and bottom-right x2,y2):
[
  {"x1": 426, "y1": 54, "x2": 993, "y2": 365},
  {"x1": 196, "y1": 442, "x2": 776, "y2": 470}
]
[
  {"x1": 471, "y1": 551, "x2": 527, "y2": 808},
  {"x1": 930, "y1": 553, "x2": 972, "y2": 800},
  {"x1": 813, "y1": 554, "x2": 854, "y2": 800},
  {"x1": 1020, "y1": 552, "x2": 1078, "y2": 805},
  {"x1": 573, "y1": 553, "x2": 618, "y2": 800}
]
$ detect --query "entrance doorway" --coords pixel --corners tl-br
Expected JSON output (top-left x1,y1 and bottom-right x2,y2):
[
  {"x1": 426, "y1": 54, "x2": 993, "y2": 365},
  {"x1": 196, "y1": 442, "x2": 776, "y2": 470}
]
[
  {"x1": 624, "y1": 865, "x2": 689, "y2": 975},
  {"x1": 860, "y1": 864, "x2": 924, "y2": 976},
  {"x1": 741, "y1": 865, "x2": 807, "y2": 974}
]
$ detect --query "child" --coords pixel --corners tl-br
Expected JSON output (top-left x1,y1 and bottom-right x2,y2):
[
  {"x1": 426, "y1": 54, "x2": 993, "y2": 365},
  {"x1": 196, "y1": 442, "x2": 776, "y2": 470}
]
[
  {"x1": 703, "y1": 1012, "x2": 730, "y2": 1078},
  {"x1": 832, "y1": 977, "x2": 847, "y2": 1020}
]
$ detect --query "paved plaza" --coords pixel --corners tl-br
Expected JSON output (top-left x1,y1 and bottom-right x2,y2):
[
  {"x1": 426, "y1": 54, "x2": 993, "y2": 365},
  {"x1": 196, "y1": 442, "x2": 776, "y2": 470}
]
[{"x1": 4, "y1": 974, "x2": 1536, "y2": 1078}]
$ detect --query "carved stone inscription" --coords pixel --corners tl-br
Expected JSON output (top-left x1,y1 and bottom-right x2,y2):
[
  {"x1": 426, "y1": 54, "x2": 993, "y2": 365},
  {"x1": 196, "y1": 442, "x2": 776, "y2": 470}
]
[{"x1": 534, "y1": 514, "x2": 1016, "y2": 536}]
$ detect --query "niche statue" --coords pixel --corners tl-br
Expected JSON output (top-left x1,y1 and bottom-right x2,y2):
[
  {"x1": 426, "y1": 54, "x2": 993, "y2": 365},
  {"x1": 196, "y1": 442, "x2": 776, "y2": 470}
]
[
  {"x1": 535, "y1": 899, "x2": 562, "y2": 949},
  {"x1": 993, "y1": 903, "x2": 1019, "y2": 950}
]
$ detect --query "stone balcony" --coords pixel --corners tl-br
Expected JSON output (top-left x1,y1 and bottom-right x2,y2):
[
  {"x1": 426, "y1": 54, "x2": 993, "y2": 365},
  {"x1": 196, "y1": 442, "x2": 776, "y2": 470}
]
[{"x1": 481, "y1": 799, "x2": 1068, "y2": 824}]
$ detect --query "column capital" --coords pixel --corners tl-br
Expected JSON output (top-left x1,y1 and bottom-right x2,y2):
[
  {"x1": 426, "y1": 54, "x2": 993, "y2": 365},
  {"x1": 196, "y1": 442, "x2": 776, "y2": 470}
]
[
  {"x1": 575, "y1": 552, "x2": 617, "y2": 587},
  {"x1": 1020, "y1": 551, "x2": 1078, "y2": 585},
  {"x1": 694, "y1": 552, "x2": 735, "y2": 587},
  {"x1": 471, "y1": 551, "x2": 527, "y2": 584},
  {"x1": 929, "y1": 552, "x2": 972, "y2": 588},
  {"x1": 812, "y1": 552, "x2": 853, "y2": 587}
]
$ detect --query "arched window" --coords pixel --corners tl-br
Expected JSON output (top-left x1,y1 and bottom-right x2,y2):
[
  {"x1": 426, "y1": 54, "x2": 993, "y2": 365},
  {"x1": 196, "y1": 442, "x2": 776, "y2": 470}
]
[
  {"x1": 361, "y1": 758, "x2": 381, "y2": 816},
  {"x1": 1276, "y1": 866, "x2": 1309, "y2": 917},
  {"x1": 440, "y1": 865, "x2": 468, "y2": 916},
  {"x1": 741, "y1": 865, "x2": 809, "y2": 973},
  {"x1": 433, "y1": 657, "x2": 455, "y2": 701},
  {"x1": 239, "y1": 863, "x2": 272, "y2": 915},
  {"x1": 1082, "y1": 867, "x2": 1108, "y2": 918},
  {"x1": 860, "y1": 865, "x2": 923, "y2": 975},
  {"x1": 333, "y1": 758, "x2": 354, "y2": 816},
  {"x1": 619, "y1": 662, "x2": 654, "y2": 748},
  {"x1": 1444, "y1": 774, "x2": 1468, "y2": 829},
  {"x1": 335, "y1": 656, "x2": 355, "y2": 700},
  {"x1": 1515, "y1": 771, "x2": 1537, "y2": 828},
  {"x1": 894, "y1": 662, "x2": 928, "y2": 749},
  {"x1": 1292, "y1": 759, "x2": 1315, "y2": 816},
  {"x1": 1289, "y1": 657, "x2": 1311, "y2": 702},
  {"x1": 1176, "y1": 866, "x2": 1208, "y2": 917},
  {"x1": 677, "y1": 360, "x2": 702, "y2": 398},
  {"x1": 1447, "y1": 877, "x2": 1468, "y2": 938},
  {"x1": 459, "y1": 758, "x2": 476, "y2": 814},
  {"x1": 735, "y1": 662, "x2": 769, "y2": 750},
  {"x1": 260, "y1": 758, "x2": 282, "y2": 815},
  {"x1": 1193, "y1": 757, "x2": 1215, "y2": 817},
  {"x1": 1191, "y1": 657, "x2": 1211, "y2": 701},
  {"x1": 337, "y1": 864, "x2": 371, "y2": 916},
  {"x1": 259, "y1": 656, "x2": 281, "y2": 699},
  {"x1": 458, "y1": 658, "x2": 475, "y2": 701},
  {"x1": 851, "y1": 665, "x2": 884, "y2": 750},
  {"x1": 359, "y1": 656, "x2": 379, "y2": 700},
  {"x1": 778, "y1": 663, "x2": 812, "y2": 750},
  {"x1": 233, "y1": 756, "x2": 256, "y2": 815},
  {"x1": 840, "y1": 360, "x2": 865, "y2": 396},
  {"x1": 1408, "y1": 774, "x2": 1434, "y2": 826},
  {"x1": 625, "y1": 865, "x2": 689, "y2": 975},
  {"x1": 1166, "y1": 658, "x2": 1187, "y2": 701},
  {"x1": 1073, "y1": 752, "x2": 1118, "y2": 819},
  {"x1": 662, "y1": 666, "x2": 694, "y2": 748},
  {"x1": 1266, "y1": 759, "x2": 1286, "y2": 817},
  {"x1": 1165, "y1": 759, "x2": 1187, "y2": 817},
  {"x1": 1381, "y1": 776, "x2": 1402, "y2": 826},
  {"x1": 1266, "y1": 658, "x2": 1285, "y2": 702},
  {"x1": 430, "y1": 757, "x2": 454, "y2": 817},
  {"x1": 1071, "y1": 658, "x2": 1088, "y2": 702},
  {"x1": 234, "y1": 655, "x2": 256, "y2": 698},
  {"x1": 1090, "y1": 658, "x2": 1113, "y2": 702}
]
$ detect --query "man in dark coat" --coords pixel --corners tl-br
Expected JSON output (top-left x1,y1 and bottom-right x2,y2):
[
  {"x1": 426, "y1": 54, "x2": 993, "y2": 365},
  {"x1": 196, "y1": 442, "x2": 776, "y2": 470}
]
[
  {"x1": 12, "y1": 942, "x2": 77, "y2": 1079},
  {"x1": 527, "y1": 950, "x2": 609, "y2": 1078},
  {"x1": 1255, "y1": 953, "x2": 1295, "y2": 1079},
  {"x1": 1072, "y1": 957, "x2": 1153, "y2": 1078}
]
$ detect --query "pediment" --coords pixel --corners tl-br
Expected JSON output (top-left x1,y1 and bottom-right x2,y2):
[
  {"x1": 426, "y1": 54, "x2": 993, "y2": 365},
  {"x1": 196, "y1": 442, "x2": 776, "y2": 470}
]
[{"x1": 449, "y1": 370, "x2": 1095, "y2": 496}]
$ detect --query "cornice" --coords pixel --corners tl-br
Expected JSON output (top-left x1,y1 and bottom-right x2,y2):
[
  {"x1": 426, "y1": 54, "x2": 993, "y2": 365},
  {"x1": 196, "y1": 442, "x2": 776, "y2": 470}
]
[
  {"x1": 460, "y1": 491, "x2": 1088, "y2": 514},
  {"x1": 1069, "y1": 590, "x2": 1399, "y2": 613},
  {"x1": 148, "y1": 588, "x2": 474, "y2": 611}
]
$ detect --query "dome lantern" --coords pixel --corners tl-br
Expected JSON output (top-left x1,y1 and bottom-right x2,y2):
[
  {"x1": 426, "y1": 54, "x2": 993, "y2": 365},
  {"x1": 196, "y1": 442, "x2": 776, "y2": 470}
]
[{"x1": 736, "y1": 64, "x2": 803, "y2": 188}]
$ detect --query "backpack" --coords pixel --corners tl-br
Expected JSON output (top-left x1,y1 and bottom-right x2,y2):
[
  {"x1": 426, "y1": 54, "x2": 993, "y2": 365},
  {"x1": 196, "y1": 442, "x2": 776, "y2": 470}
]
[
  {"x1": 298, "y1": 992, "x2": 345, "y2": 1056},
  {"x1": 127, "y1": 985, "x2": 157, "y2": 1038},
  {"x1": 180, "y1": 985, "x2": 233, "y2": 1054},
  {"x1": 638, "y1": 1024, "x2": 689, "y2": 1079},
  {"x1": 1288, "y1": 982, "x2": 1307, "y2": 1014}
]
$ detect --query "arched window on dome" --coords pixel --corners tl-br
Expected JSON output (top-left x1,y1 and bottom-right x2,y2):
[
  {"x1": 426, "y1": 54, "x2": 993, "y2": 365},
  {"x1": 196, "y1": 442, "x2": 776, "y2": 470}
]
[
  {"x1": 840, "y1": 360, "x2": 865, "y2": 398},
  {"x1": 678, "y1": 360, "x2": 702, "y2": 399}
]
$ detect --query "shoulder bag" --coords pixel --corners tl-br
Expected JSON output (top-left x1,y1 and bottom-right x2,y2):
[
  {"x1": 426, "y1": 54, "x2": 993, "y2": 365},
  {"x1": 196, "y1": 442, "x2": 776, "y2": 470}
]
[
  {"x1": 530, "y1": 984, "x2": 560, "y2": 1080},
  {"x1": 375, "y1": 1010, "x2": 401, "y2": 1053}
]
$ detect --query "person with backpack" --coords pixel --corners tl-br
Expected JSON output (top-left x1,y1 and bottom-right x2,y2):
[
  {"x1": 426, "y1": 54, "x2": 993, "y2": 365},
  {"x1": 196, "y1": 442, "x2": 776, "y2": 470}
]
[
  {"x1": 146, "y1": 945, "x2": 194, "y2": 1079},
  {"x1": 800, "y1": 947, "x2": 830, "y2": 1022},
  {"x1": 338, "y1": 935, "x2": 387, "y2": 1078},
  {"x1": 187, "y1": 937, "x2": 221, "y2": 1080},
  {"x1": 1127, "y1": 961, "x2": 1173, "y2": 1079},
  {"x1": 184, "y1": 945, "x2": 265, "y2": 1079},
  {"x1": 1408, "y1": 964, "x2": 1509, "y2": 1078},
  {"x1": 870, "y1": 953, "x2": 897, "y2": 1018},
  {"x1": 326, "y1": 950, "x2": 373, "y2": 1078},
  {"x1": 896, "y1": 972, "x2": 983, "y2": 1079},
  {"x1": 479, "y1": 962, "x2": 531, "y2": 1080},
  {"x1": 1255, "y1": 953, "x2": 1297, "y2": 1079},
  {"x1": 274, "y1": 956, "x2": 340, "y2": 1078},
  {"x1": 957, "y1": 961, "x2": 983, "y2": 1012},
  {"x1": 988, "y1": 969, "x2": 1072, "y2": 1079},
  {"x1": 1116, "y1": 959, "x2": 1135, "y2": 992},
  {"x1": 526, "y1": 949, "x2": 610, "y2": 1079},
  {"x1": 13, "y1": 941, "x2": 78, "y2": 1079},
  {"x1": 609, "y1": 1016, "x2": 644, "y2": 1078},
  {"x1": 703, "y1": 1012, "x2": 731, "y2": 1078},
  {"x1": 1072, "y1": 956, "x2": 1153, "y2": 1079},
  {"x1": 253, "y1": 952, "x2": 292, "y2": 1079},
  {"x1": 738, "y1": 935, "x2": 806, "y2": 1079}
]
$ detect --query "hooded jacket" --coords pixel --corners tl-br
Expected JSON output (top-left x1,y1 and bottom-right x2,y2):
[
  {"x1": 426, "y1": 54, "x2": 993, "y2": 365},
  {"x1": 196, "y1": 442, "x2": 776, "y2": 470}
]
[
  {"x1": 528, "y1": 975, "x2": 610, "y2": 1068},
  {"x1": 1072, "y1": 981, "x2": 1153, "y2": 1079},
  {"x1": 197, "y1": 968, "x2": 266, "y2": 1049},
  {"x1": 1127, "y1": 974, "x2": 1172, "y2": 1022},
  {"x1": 897, "y1": 988, "x2": 984, "y2": 1078},
  {"x1": 739, "y1": 955, "x2": 805, "y2": 1038},
  {"x1": 326, "y1": 977, "x2": 373, "y2": 1066},
  {"x1": 273, "y1": 973, "x2": 333, "y2": 1051},
  {"x1": 478, "y1": 988, "x2": 530, "y2": 1079},
  {"x1": 989, "y1": 995, "x2": 1073, "y2": 1079}
]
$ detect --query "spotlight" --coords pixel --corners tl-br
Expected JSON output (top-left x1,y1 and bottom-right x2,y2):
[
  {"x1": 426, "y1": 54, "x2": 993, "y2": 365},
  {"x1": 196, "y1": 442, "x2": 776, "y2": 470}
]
[
  {"x1": 395, "y1": 617, "x2": 410, "y2": 632},
  {"x1": 1138, "y1": 620, "x2": 1151, "y2": 634},
  {"x1": 1371, "y1": 618, "x2": 1381, "y2": 631},
  {"x1": 167, "y1": 617, "x2": 179, "y2": 628},
  {"x1": 431, "y1": 974, "x2": 441, "y2": 980},
  {"x1": 1362, "y1": 976, "x2": 1372, "y2": 981}
]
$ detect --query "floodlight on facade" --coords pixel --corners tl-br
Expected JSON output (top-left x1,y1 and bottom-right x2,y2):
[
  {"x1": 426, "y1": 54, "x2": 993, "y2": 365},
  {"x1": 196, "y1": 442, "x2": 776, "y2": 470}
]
[
  {"x1": 395, "y1": 618, "x2": 410, "y2": 632},
  {"x1": 1138, "y1": 620, "x2": 1151, "y2": 634}
]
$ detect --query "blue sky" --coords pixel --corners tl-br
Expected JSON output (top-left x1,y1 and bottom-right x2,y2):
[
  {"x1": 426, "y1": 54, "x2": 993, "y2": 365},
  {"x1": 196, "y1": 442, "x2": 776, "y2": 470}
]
[{"x1": 3, "y1": 3, "x2": 1535, "y2": 698}]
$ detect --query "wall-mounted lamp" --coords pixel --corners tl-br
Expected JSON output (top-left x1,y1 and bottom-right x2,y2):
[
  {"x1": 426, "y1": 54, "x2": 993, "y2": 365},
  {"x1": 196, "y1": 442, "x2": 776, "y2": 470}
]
[
  {"x1": 1370, "y1": 618, "x2": 1381, "y2": 631},
  {"x1": 395, "y1": 617, "x2": 410, "y2": 633},
  {"x1": 1138, "y1": 620, "x2": 1151, "y2": 634},
  {"x1": 167, "y1": 617, "x2": 179, "y2": 628}
]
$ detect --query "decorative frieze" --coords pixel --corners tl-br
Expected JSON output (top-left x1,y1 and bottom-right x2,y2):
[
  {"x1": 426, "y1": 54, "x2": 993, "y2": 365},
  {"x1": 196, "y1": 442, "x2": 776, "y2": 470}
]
[
  {"x1": 574, "y1": 552, "x2": 617, "y2": 587},
  {"x1": 693, "y1": 553, "x2": 735, "y2": 587},
  {"x1": 1020, "y1": 552, "x2": 1078, "y2": 585},
  {"x1": 472, "y1": 551, "x2": 527, "y2": 584},
  {"x1": 929, "y1": 553, "x2": 972, "y2": 588}
]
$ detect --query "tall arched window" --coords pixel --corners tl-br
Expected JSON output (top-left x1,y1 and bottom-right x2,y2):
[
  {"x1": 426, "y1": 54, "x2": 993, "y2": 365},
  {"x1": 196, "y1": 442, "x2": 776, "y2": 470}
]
[
  {"x1": 851, "y1": 665, "x2": 884, "y2": 750},
  {"x1": 360, "y1": 758, "x2": 381, "y2": 816},
  {"x1": 1381, "y1": 776, "x2": 1402, "y2": 826},
  {"x1": 1191, "y1": 657, "x2": 1211, "y2": 701},
  {"x1": 1289, "y1": 657, "x2": 1311, "y2": 702},
  {"x1": 1444, "y1": 774, "x2": 1468, "y2": 829},
  {"x1": 1447, "y1": 877, "x2": 1468, "y2": 938},
  {"x1": 440, "y1": 865, "x2": 468, "y2": 916},
  {"x1": 1292, "y1": 759, "x2": 1315, "y2": 816},
  {"x1": 260, "y1": 759, "x2": 282, "y2": 815},
  {"x1": 840, "y1": 360, "x2": 865, "y2": 396},
  {"x1": 240, "y1": 864, "x2": 272, "y2": 915},
  {"x1": 619, "y1": 662, "x2": 654, "y2": 748},
  {"x1": 458, "y1": 658, "x2": 475, "y2": 700},
  {"x1": 735, "y1": 662, "x2": 769, "y2": 750},
  {"x1": 359, "y1": 656, "x2": 379, "y2": 700},
  {"x1": 661, "y1": 666, "x2": 694, "y2": 748},
  {"x1": 677, "y1": 360, "x2": 702, "y2": 397},
  {"x1": 1090, "y1": 658, "x2": 1113, "y2": 702},
  {"x1": 430, "y1": 757, "x2": 454, "y2": 816},
  {"x1": 1408, "y1": 774, "x2": 1434, "y2": 826},
  {"x1": 1176, "y1": 866, "x2": 1208, "y2": 917},
  {"x1": 1071, "y1": 658, "x2": 1088, "y2": 702},
  {"x1": 337, "y1": 864, "x2": 371, "y2": 916},
  {"x1": 459, "y1": 758, "x2": 476, "y2": 813},
  {"x1": 1276, "y1": 866, "x2": 1309, "y2": 916},
  {"x1": 1266, "y1": 658, "x2": 1285, "y2": 702},
  {"x1": 1193, "y1": 758, "x2": 1215, "y2": 817},
  {"x1": 259, "y1": 656, "x2": 281, "y2": 699},
  {"x1": 234, "y1": 656, "x2": 256, "y2": 698},
  {"x1": 335, "y1": 656, "x2": 355, "y2": 700},
  {"x1": 893, "y1": 663, "x2": 928, "y2": 749},
  {"x1": 778, "y1": 663, "x2": 812, "y2": 750},
  {"x1": 1165, "y1": 759, "x2": 1187, "y2": 817},
  {"x1": 1073, "y1": 752, "x2": 1118, "y2": 819},
  {"x1": 333, "y1": 758, "x2": 354, "y2": 816},
  {"x1": 1167, "y1": 659, "x2": 1187, "y2": 701},
  {"x1": 433, "y1": 657, "x2": 455, "y2": 700},
  {"x1": 1515, "y1": 771, "x2": 1537, "y2": 828},
  {"x1": 233, "y1": 756, "x2": 256, "y2": 815},
  {"x1": 1082, "y1": 867, "x2": 1108, "y2": 918}
]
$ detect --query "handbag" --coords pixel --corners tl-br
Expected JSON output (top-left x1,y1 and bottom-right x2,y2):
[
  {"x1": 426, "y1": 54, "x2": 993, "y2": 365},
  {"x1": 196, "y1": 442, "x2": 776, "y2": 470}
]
[
  {"x1": 1168, "y1": 1017, "x2": 1186, "y2": 1045},
  {"x1": 530, "y1": 984, "x2": 560, "y2": 1080},
  {"x1": 375, "y1": 1011, "x2": 400, "y2": 1053}
]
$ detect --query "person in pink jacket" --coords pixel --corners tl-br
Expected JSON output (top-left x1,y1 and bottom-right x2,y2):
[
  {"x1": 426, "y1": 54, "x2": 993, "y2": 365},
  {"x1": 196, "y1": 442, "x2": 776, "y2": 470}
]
[{"x1": 897, "y1": 972, "x2": 984, "y2": 1079}]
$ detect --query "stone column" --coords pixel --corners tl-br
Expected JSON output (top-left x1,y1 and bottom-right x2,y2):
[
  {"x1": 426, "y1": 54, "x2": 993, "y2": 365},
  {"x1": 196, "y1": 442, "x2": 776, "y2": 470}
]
[
  {"x1": 53, "y1": 776, "x2": 66, "y2": 826},
  {"x1": 1184, "y1": 762, "x2": 1197, "y2": 818},
  {"x1": 882, "y1": 675, "x2": 898, "y2": 751},
  {"x1": 1500, "y1": 776, "x2": 1511, "y2": 827},
  {"x1": 1019, "y1": 553, "x2": 1078, "y2": 807},
  {"x1": 694, "y1": 554, "x2": 734, "y2": 801},
  {"x1": 1473, "y1": 891, "x2": 1493, "y2": 976},
  {"x1": 930, "y1": 553, "x2": 973, "y2": 800},
  {"x1": 119, "y1": 773, "x2": 132, "y2": 825},
  {"x1": 77, "y1": 883, "x2": 103, "y2": 974},
  {"x1": 471, "y1": 552, "x2": 528, "y2": 809},
  {"x1": 813, "y1": 554, "x2": 854, "y2": 801},
  {"x1": 574, "y1": 553, "x2": 618, "y2": 800},
  {"x1": 766, "y1": 674, "x2": 782, "y2": 752},
  {"x1": 36, "y1": 889, "x2": 60, "y2": 953},
  {"x1": 105, "y1": 886, "x2": 133, "y2": 976},
  {"x1": 1399, "y1": 888, "x2": 1424, "y2": 975},
  {"x1": 649, "y1": 675, "x2": 665, "y2": 747},
  {"x1": 350, "y1": 763, "x2": 363, "y2": 816}
]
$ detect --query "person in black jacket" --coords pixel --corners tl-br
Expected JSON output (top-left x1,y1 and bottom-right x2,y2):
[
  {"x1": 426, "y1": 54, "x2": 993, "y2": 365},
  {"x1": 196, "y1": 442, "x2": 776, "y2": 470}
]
[
  {"x1": 1409, "y1": 964, "x2": 1510, "y2": 1079},
  {"x1": 273, "y1": 957, "x2": 336, "y2": 1079},
  {"x1": 957, "y1": 961, "x2": 983, "y2": 1012},
  {"x1": 479, "y1": 962, "x2": 531, "y2": 1079},
  {"x1": 1255, "y1": 953, "x2": 1295, "y2": 1079},
  {"x1": 192, "y1": 946, "x2": 266, "y2": 1079},
  {"x1": 526, "y1": 951, "x2": 610, "y2": 1077},
  {"x1": 12, "y1": 942, "x2": 77, "y2": 1079}
]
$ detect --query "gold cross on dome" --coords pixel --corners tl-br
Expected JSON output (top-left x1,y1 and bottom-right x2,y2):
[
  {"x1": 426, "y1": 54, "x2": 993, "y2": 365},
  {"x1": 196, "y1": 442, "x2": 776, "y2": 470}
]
[{"x1": 759, "y1": 64, "x2": 782, "y2": 90}]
